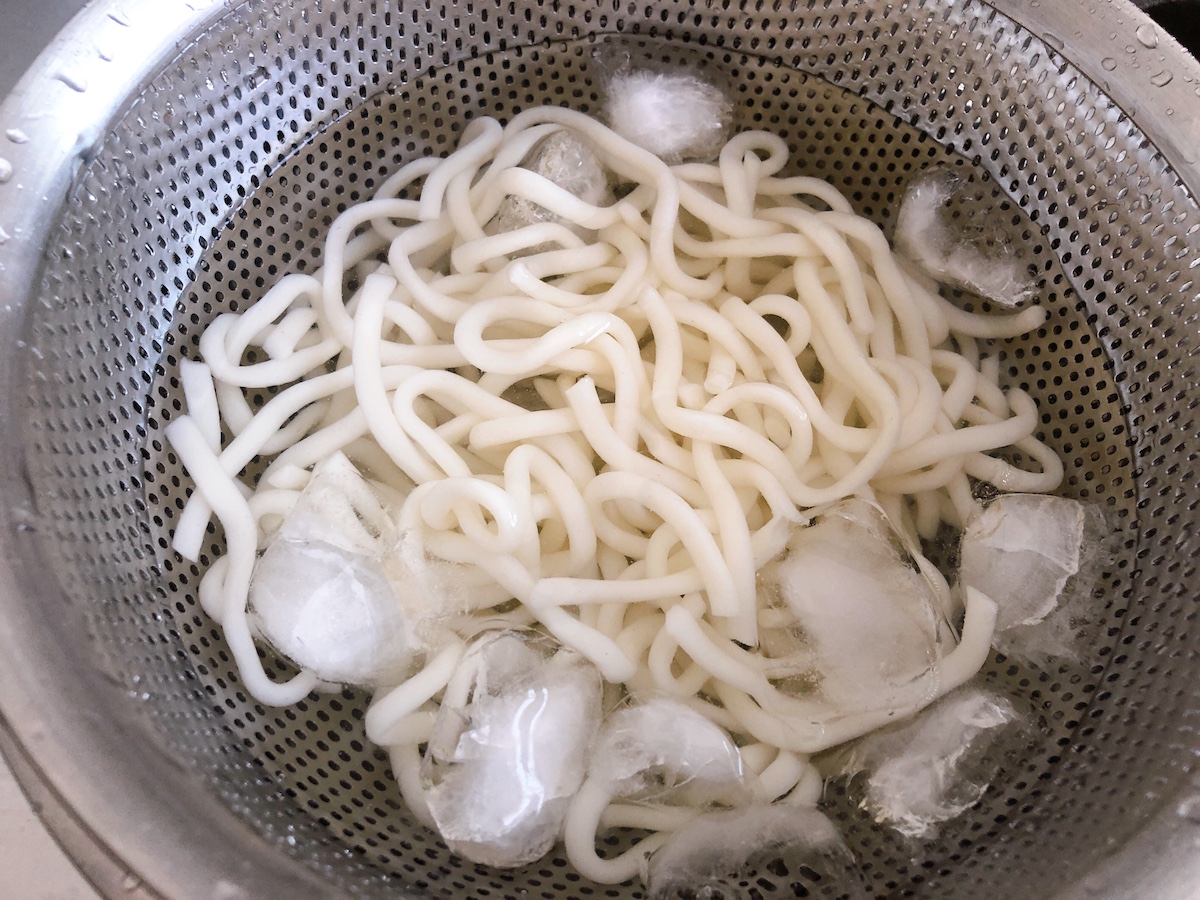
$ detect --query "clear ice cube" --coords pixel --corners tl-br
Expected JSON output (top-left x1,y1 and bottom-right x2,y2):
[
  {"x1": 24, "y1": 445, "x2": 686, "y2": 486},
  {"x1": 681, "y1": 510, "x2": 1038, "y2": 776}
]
[
  {"x1": 275, "y1": 451, "x2": 389, "y2": 554},
  {"x1": 827, "y1": 688, "x2": 1019, "y2": 838},
  {"x1": 492, "y1": 130, "x2": 608, "y2": 235},
  {"x1": 589, "y1": 697, "x2": 748, "y2": 806},
  {"x1": 960, "y1": 494, "x2": 1083, "y2": 630},
  {"x1": 423, "y1": 631, "x2": 603, "y2": 868},
  {"x1": 959, "y1": 493, "x2": 1107, "y2": 660}
]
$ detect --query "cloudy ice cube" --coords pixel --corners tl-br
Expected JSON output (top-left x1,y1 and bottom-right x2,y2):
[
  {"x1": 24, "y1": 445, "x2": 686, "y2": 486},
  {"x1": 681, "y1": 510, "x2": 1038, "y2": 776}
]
[
  {"x1": 248, "y1": 454, "x2": 413, "y2": 687},
  {"x1": 895, "y1": 164, "x2": 1037, "y2": 308},
  {"x1": 826, "y1": 688, "x2": 1019, "y2": 838},
  {"x1": 590, "y1": 697, "x2": 748, "y2": 806},
  {"x1": 646, "y1": 804, "x2": 843, "y2": 900},
  {"x1": 423, "y1": 631, "x2": 602, "y2": 868},
  {"x1": 492, "y1": 130, "x2": 608, "y2": 235},
  {"x1": 760, "y1": 499, "x2": 944, "y2": 717},
  {"x1": 960, "y1": 494, "x2": 1107, "y2": 660},
  {"x1": 249, "y1": 537, "x2": 414, "y2": 687}
]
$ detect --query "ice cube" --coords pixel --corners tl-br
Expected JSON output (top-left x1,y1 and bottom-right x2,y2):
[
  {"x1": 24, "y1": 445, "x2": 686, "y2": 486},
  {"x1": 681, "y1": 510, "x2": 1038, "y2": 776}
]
[
  {"x1": 423, "y1": 631, "x2": 602, "y2": 868},
  {"x1": 602, "y1": 68, "x2": 733, "y2": 165},
  {"x1": 248, "y1": 454, "x2": 414, "y2": 687},
  {"x1": 960, "y1": 494, "x2": 1084, "y2": 630},
  {"x1": 275, "y1": 451, "x2": 389, "y2": 554},
  {"x1": 646, "y1": 804, "x2": 843, "y2": 900},
  {"x1": 383, "y1": 527, "x2": 514, "y2": 624},
  {"x1": 590, "y1": 697, "x2": 749, "y2": 806},
  {"x1": 959, "y1": 494, "x2": 1107, "y2": 659},
  {"x1": 760, "y1": 499, "x2": 945, "y2": 717},
  {"x1": 826, "y1": 688, "x2": 1019, "y2": 838},
  {"x1": 894, "y1": 164, "x2": 1037, "y2": 307},
  {"x1": 492, "y1": 130, "x2": 608, "y2": 235},
  {"x1": 249, "y1": 536, "x2": 414, "y2": 687}
]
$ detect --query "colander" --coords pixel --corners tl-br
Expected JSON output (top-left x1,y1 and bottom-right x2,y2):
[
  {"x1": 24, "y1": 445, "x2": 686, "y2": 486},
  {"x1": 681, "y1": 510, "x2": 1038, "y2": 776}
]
[{"x1": 1, "y1": 1, "x2": 1199, "y2": 897}]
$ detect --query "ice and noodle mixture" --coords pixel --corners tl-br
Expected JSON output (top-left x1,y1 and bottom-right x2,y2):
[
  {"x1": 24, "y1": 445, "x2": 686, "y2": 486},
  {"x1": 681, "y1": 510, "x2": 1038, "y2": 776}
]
[{"x1": 166, "y1": 55, "x2": 1105, "y2": 893}]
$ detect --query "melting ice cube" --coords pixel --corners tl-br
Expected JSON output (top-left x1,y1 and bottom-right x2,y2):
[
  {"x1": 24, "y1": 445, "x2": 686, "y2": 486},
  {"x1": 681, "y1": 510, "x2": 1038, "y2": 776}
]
[
  {"x1": 759, "y1": 499, "x2": 945, "y2": 718},
  {"x1": 248, "y1": 454, "x2": 413, "y2": 687},
  {"x1": 959, "y1": 493, "x2": 1106, "y2": 660},
  {"x1": 423, "y1": 631, "x2": 602, "y2": 868},
  {"x1": 826, "y1": 688, "x2": 1020, "y2": 838},
  {"x1": 961, "y1": 494, "x2": 1083, "y2": 630},
  {"x1": 646, "y1": 804, "x2": 844, "y2": 900},
  {"x1": 492, "y1": 130, "x2": 609, "y2": 235},
  {"x1": 590, "y1": 696, "x2": 748, "y2": 806},
  {"x1": 894, "y1": 164, "x2": 1038, "y2": 308}
]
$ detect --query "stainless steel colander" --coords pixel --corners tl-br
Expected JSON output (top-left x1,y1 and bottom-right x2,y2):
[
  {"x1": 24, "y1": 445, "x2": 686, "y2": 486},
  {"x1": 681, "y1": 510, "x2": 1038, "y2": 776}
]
[{"x1": 2, "y1": 1, "x2": 1199, "y2": 897}]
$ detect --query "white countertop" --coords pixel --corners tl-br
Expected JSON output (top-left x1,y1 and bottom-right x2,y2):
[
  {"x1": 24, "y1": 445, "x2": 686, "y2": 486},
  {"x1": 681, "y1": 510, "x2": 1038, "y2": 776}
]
[{"x1": 0, "y1": 756, "x2": 98, "y2": 898}]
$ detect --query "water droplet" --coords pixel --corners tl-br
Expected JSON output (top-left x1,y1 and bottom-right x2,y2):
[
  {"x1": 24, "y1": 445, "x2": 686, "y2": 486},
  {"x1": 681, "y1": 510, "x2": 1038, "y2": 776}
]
[
  {"x1": 1102, "y1": 57, "x2": 1117, "y2": 71},
  {"x1": 54, "y1": 70, "x2": 88, "y2": 93},
  {"x1": 0, "y1": 226, "x2": 9, "y2": 245},
  {"x1": 4, "y1": 129, "x2": 29, "y2": 144},
  {"x1": 1178, "y1": 796, "x2": 1200, "y2": 823},
  {"x1": 1135, "y1": 23, "x2": 1159, "y2": 48},
  {"x1": 121, "y1": 873, "x2": 142, "y2": 891},
  {"x1": 1150, "y1": 69, "x2": 1173, "y2": 87},
  {"x1": 0, "y1": 158, "x2": 11, "y2": 183}
]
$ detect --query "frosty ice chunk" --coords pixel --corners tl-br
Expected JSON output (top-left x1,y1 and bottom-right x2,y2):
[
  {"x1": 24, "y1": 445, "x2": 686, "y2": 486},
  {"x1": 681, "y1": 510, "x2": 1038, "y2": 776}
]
[
  {"x1": 827, "y1": 688, "x2": 1019, "y2": 838},
  {"x1": 492, "y1": 130, "x2": 608, "y2": 235},
  {"x1": 759, "y1": 499, "x2": 945, "y2": 718},
  {"x1": 594, "y1": 42, "x2": 734, "y2": 164},
  {"x1": 646, "y1": 804, "x2": 842, "y2": 900},
  {"x1": 422, "y1": 631, "x2": 602, "y2": 868},
  {"x1": 248, "y1": 454, "x2": 414, "y2": 687},
  {"x1": 590, "y1": 697, "x2": 748, "y2": 805},
  {"x1": 895, "y1": 164, "x2": 1038, "y2": 307},
  {"x1": 959, "y1": 493, "x2": 1105, "y2": 660}
]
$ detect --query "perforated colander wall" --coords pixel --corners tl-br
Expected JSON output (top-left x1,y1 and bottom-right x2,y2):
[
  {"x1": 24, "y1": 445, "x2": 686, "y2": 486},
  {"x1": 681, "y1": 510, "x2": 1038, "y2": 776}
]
[{"x1": 17, "y1": 1, "x2": 1200, "y2": 898}]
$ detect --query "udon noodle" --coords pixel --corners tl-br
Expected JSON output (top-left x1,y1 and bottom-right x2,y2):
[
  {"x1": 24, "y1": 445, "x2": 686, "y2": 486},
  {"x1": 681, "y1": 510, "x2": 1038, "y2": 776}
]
[{"x1": 166, "y1": 106, "x2": 1061, "y2": 881}]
